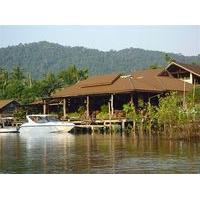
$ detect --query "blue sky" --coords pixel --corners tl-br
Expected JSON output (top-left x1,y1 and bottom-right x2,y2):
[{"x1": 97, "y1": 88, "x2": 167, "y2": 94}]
[{"x1": 0, "y1": 25, "x2": 199, "y2": 56}]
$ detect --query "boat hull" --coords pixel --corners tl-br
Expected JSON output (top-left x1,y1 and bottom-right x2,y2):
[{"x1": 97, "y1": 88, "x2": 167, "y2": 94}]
[{"x1": 19, "y1": 124, "x2": 74, "y2": 134}]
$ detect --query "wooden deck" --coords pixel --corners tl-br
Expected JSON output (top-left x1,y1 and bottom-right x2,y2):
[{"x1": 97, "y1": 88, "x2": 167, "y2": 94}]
[
  {"x1": 0, "y1": 116, "x2": 133, "y2": 134},
  {"x1": 69, "y1": 118, "x2": 133, "y2": 133}
]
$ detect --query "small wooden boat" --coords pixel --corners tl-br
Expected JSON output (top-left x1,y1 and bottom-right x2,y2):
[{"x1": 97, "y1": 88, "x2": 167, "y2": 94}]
[{"x1": 0, "y1": 127, "x2": 19, "y2": 133}]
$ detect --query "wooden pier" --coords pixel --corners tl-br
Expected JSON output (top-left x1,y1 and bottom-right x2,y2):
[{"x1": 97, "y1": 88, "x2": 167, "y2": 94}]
[
  {"x1": 69, "y1": 118, "x2": 133, "y2": 134},
  {"x1": 0, "y1": 117, "x2": 22, "y2": 128},
  {"x1": 0, "y1": 115, "x2": 133, "y2": 134}
]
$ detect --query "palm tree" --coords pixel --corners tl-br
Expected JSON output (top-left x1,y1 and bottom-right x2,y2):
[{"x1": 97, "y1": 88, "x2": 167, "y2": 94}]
[
  {"x1": 11, "y1": 66, "x2": 25, "y2": 80},
  {"x1": 0, "y1": 68, "x2": 9, "y2": 98}
]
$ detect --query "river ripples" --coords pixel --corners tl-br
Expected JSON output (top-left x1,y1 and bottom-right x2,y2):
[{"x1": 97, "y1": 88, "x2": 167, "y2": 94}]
[{"x1": 0, "y1": 132, "x2": 200, "y2": 173}]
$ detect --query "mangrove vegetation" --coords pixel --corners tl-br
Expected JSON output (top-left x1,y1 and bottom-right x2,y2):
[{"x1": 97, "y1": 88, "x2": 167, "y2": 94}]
[{"x1": 121, "y1": 90, "x2": 200, "y2": 140}]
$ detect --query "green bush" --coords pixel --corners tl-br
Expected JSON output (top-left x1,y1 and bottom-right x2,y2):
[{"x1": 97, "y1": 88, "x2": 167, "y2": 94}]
[
  {"x1": 13, "y1": 107, "x2": 26, "y2": 121},
  {"x1": 96, "y1": 104, "x2": 109, "y2": 119},
  {"x1": 78, "y1": 105, "x2": 86, "y2": 116}
]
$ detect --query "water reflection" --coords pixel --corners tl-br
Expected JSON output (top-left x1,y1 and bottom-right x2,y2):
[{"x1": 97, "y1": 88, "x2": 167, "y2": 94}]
[{"x1": 0, "y1": 133, "x2": 200, "y2": 173}]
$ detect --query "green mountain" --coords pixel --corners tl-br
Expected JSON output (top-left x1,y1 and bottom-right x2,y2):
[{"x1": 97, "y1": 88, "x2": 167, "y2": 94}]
[{"x1": 0, "y1": 41, "x2": 199, "y2": 78}]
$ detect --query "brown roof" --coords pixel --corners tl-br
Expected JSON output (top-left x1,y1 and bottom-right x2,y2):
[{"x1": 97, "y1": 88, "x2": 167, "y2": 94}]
[
  {"x1": 132, "y1": 69, "x2": 192, "y2": 92},
  {"x1": 0, "y1": 99, "x2": 18, "y2": 109},
  {"x1": 133, "y1": 68, "x2": 164, "y2": 77},
  {"x1": 166, "y1": 61, "x2": 200, "y2": 77},
  {"x1": 31, "y1": 100, "x2": 43, "y2": 105},
  {"x1": 52, "y1": 69, "x2": 193, "y2": 98},
  {"x1": 31, "y1": 98, "x2": 61, "y2": 105},
  {"x1": 80, "y1": 73, "x2": 120, "y2": 88}
]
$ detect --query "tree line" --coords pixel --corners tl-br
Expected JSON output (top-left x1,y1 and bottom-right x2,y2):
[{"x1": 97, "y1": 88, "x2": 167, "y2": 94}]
[
  {"x1": 0, "y1": 64, "x2": 88, "y2": 104},
  {"x1": 0, "y1": 41, "x2": 199, "y2": 79}
]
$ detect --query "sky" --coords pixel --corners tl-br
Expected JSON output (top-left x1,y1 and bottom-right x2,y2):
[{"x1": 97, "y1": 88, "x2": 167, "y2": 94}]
[{"x1": 0, "y1": 25, "x2": 199, "y2": 56}]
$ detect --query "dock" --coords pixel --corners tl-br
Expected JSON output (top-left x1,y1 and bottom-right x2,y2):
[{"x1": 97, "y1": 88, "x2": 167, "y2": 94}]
[
  {"x1": 69, "y1": 118, "x2": 133, "y2": 134},
  {"x1": 0, "y1": 115, "x2": 133, "y2": 134}
]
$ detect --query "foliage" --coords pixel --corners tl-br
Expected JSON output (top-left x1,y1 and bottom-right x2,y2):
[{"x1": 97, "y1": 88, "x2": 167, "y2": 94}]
[
  {"x1": 146, "y1": 103, "x2": 158, "y2": 123},
  {"x1": 13, "y1": 107, "x2": 26, "y2": 121},
  {"x1": 0, "y1": 64, "x2": 88, "y2": 104},
  {"x1": 193, "y1": 104, "x2": 200, "y2": 119},
  {"x1": 67, "y1": 112, "x2": 80, "y2": 119},
  {"x1": 123, "y1": 103, "x2": 134, "y2": 118},
  {"x1": 156, "y1": 93, "x2": 181, "y2": 126},
  {"x1": 39, "y1": 72, "x2": 63, "y2": 98},
  {"x1": 96, "y1": 104, "x2": 109, "y2": 119},
  {"x1": 0, "y1": 41, "x2": 199, "y2": 79},
  {"x1": 165, "y1": 54, "x2": 174, "y2": 63},
  {"x1": 58, "y1": 64, "x2": 88, "y2": 85},
  {"x1": 100, "y1": 104, "x2": 109, "y2": 114},
  {"x1": 186, "y1": 85, "x2": 200, "y2": 106},
  {"x1": 77, "y1": 105, "x2": 86, "y2": 116}
]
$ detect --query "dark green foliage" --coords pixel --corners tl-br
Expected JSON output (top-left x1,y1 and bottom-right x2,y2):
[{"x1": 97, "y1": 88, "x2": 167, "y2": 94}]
[
  {"x1": 0, "y1": 41, "x2": 199, "y2": 79},
  {"x1": 96, "y1": 104, "x2": 109, "y2": 119},
  {"x1": 100, "y1": 104, "x2": 109, "y2": 114},
  {"x1": 39, "y1": 72, "x2": 63, "y2": 98},
  {"x1": 77, "y1": 105, "x2": 86, "y2": 116},
  {"x1": 123, "y1": 92, "x2": 200, "y2": 135},
  {"x1": 0, "y1": 64, "x2": 88, "y2": 104},
  {"x1": 58, "y1": 64, "x2": 88, "y2": 85},
  {"x1": 165, "y1": 54, "x2": 174, "y2": 63},
  {"x1": 186, "y1": 85, "x2": 200, "y2": 105},
  {"x1": 13, "y1": 107, "x2": 26, "y2": 121}
]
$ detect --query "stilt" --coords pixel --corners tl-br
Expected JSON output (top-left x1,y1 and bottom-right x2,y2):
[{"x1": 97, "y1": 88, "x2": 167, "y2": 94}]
[
  {"x1": 110, "y1": 94, "x2": 114, "y2": 116},
  {"x1": 43, "y1": 100, "x2": 47, "y2": 114},
  {"x1": 86, "y1": 96, "x2": 90, "y2": 119},
  {"x1": 108, "y1": 101, "x2": 112, "y2": 133},
  {"x1": 130, "y1": 93, "x2": 133, "y2": 104},
  {"x1": 63, "y1": 98, "x2": 67, "y2": 118},
  {"x1": 121, "y1": 119, "x2": 126, "y2": 132}
]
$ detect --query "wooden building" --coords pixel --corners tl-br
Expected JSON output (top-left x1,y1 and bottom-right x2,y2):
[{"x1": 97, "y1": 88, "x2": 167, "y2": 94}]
[
  {"x1": 44, "y1": 68, "x2": 193, "y2": 118},
  {"x1": 0, "y1": 99, "x2": 20, "y2": 117},
  {"x1": 24, "y1": 99, "x2": 63, "y2": 115},
  {"x1": 164, "y1": 61, "x2": 200, "y2": 84}
]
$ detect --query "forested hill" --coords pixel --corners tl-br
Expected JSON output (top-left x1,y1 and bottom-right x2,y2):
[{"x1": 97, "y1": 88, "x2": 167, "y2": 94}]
[{"x1": 0, "y1": 41, "x2": 199, "y2": 78}]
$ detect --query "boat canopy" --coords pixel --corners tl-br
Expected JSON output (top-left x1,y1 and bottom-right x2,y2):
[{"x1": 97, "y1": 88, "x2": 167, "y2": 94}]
[{"x1": 27, "y1": 115, "x2": 59, "y2": 123}]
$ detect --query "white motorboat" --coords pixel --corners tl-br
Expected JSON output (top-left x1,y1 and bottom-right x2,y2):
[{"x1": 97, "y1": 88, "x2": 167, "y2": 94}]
[{"x1": 19, "y1": 115, "x2": 75, "y2": 134}]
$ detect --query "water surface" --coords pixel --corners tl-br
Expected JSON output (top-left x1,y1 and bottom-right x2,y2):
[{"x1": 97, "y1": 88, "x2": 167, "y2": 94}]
[{"x1": 0, "y1": 132, "x2": 200, "y2": 173}]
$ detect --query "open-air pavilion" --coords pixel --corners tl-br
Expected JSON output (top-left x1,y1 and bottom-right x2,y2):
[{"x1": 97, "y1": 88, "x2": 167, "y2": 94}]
[{"x1": 43, "y1": 68, "x2": 193, "y2": 119}]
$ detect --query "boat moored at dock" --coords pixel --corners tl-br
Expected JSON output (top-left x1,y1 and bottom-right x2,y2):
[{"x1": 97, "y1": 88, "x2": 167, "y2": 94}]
[{"x1": 19, "y1": 115, "x2": 75, "y2": 134}]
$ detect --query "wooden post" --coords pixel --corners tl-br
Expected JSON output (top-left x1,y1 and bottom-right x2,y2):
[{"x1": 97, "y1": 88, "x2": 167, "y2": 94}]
[
  {"x1": 183, "y1": 81, "x2": 186, "y2": 110},
  {"x1": 192, "y1": 80, "x2": 196, "y2": 106},
  {"x1": 130, "y1": 93, "x2": 133, "y2": 104},
  {"x1": 111, "y1": 94, "x2": 114, "y2": 116},
  {"x1": 108, "y1": 100, "x2": 112, "y2": 133},
  {"x1": 108, "y1": 101, "x2": 111, "y2": 116},
  {"x1": 63, "y1": 98, "x2": 66, "y2": 118},
  {"x1": 190, "y1": 73, "x2": 193, "y2": 84},
  {"x1": 43, "y1": 100, "x2": 47, "y2": 114},
  {"x1": 122, "y1": 119, "x2": 126, "y2": 132},
  {"x1": 86, "y1": 96, "x2": 90, "y2": 118}
]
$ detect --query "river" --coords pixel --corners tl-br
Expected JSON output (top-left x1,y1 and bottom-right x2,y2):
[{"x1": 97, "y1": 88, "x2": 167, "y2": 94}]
[{"x1": 0, "y1": 132, "x2": 200, "y2": 173}]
